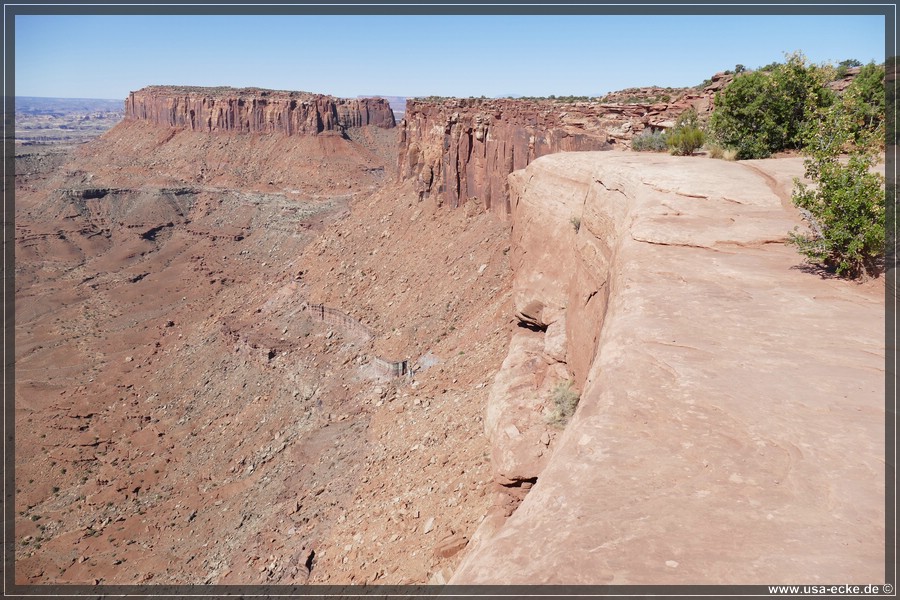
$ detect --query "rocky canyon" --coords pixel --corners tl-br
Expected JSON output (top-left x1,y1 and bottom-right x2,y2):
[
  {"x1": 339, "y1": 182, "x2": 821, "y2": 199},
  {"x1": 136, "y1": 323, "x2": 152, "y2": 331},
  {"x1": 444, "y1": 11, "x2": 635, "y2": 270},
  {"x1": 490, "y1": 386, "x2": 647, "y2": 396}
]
[{"x1": 12, "y1": 80, "x2": 886, "y2": 590}]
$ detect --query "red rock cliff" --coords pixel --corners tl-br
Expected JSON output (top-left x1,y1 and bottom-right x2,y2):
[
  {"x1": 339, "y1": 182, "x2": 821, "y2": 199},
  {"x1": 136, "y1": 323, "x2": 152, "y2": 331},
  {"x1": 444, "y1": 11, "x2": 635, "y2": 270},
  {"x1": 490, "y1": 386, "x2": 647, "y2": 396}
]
[
  {"x1": 125, "y1": 86, "x2": 395, "y2": 136},
  {"x1": 396, "y1": 89, "x2": 722, "y2": 215},
  {"x1": 397, "y1": 98, "x2": 611, "y2": 215}
]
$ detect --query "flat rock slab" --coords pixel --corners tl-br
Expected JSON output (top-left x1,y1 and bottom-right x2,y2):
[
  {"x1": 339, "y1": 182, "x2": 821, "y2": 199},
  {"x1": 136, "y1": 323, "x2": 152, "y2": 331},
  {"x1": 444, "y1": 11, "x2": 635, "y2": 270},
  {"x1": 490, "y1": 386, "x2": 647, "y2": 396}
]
[{"x1": 452, "y1": 153, "x2": 885, "y2": 585}]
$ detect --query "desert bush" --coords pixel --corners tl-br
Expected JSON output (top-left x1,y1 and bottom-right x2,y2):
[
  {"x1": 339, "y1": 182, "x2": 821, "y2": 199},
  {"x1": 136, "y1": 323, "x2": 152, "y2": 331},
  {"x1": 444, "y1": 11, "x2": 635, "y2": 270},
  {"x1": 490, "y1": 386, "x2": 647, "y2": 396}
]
[
  {"x1": 547, "y1": 380, "x2": 580, "y2": 426},
  {"x1": 667, "y1": 108, "x2": 705, "y2": 156},
  {"x1": 789, "y1": 102, "x2": 885, "y2": 278},
  {"x1": 709, "y1": 52, "x2": 834, "y2": 159},
  {"x1": 705, "y1": 142, "x2": 738, "y2": 161},
  {"x1": 667, "y1": 126, "x2": 705, "y2": 156},
  {"x1": 631, "y1": 129, "x2": 668, "y2": 152},
  {"x1": 706, "y1": 142, "x2": 726, "y2": 159},
  {"x1": 842, "y1": 62, "x2": 885, "y2": 149},
  {"x1": 570, "y1": 215, "x2": 581, "y2": 233}
]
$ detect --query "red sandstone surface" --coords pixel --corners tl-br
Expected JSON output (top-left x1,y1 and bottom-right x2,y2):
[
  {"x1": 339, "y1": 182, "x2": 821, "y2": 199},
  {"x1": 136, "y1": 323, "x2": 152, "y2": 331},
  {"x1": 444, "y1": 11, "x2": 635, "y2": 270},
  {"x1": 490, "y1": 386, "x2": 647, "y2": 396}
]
[
  {"x1": 452, "y1": 152, "x2": 885, "y2": 584},
  {"x1": 13, "y1": 82, "x2": 887, "y2": 587}
]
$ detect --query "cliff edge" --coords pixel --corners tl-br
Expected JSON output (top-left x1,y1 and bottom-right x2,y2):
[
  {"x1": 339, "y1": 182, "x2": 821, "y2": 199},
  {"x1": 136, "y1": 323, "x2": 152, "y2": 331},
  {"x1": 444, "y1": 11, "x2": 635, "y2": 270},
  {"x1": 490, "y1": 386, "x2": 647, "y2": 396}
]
[
  {"x1": 452, "y1": 152, "x2": 885, "y2": 584},
  {"x1": 396, "y1": 79, "x2": 724, "y2": 216}
]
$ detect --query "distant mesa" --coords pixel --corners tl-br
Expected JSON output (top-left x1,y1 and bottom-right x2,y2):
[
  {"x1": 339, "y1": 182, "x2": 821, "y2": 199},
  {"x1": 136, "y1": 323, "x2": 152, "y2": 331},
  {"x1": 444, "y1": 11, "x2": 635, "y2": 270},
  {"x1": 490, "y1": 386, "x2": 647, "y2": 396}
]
[{"x1": 125, "y1": 85, "x2": 396, "y2": 136}]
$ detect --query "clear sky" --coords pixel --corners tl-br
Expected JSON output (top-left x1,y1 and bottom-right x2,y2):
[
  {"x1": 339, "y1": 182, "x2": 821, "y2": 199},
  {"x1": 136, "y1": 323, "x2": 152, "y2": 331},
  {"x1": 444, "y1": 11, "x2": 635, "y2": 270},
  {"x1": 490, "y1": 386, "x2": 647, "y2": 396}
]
[{"x1": 13, "y1": 12, "x2": 888, "y2": 100}]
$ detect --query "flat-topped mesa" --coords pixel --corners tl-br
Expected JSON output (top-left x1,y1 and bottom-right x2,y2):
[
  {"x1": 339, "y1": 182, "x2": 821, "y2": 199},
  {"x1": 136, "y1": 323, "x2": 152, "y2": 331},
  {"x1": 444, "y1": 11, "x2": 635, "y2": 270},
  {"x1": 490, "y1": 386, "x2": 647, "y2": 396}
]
[{"x1": 124, "y1": 85, "x2": 396, "y2": 136}]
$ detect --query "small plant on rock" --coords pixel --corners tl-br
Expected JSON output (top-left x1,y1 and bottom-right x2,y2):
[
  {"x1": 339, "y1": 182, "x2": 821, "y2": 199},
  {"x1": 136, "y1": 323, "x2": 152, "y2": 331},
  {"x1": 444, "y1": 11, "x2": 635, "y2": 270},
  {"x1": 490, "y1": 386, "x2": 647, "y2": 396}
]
[{"x1": 547, "y1": 380, "x2": 580, "y2": 426}]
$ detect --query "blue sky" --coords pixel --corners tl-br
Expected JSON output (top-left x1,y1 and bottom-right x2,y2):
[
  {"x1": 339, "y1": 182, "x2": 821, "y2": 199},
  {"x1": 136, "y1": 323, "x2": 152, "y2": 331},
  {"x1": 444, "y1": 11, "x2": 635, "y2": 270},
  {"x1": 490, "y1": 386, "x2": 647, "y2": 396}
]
[{"x1": 14, "y1": 12, "x2": 888, "y2": 100}]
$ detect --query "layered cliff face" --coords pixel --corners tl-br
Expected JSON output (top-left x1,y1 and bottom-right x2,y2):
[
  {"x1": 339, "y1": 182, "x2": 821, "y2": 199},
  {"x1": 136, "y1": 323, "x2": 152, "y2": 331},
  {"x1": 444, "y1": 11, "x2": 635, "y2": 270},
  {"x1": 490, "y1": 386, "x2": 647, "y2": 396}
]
[
  {"x1": 64, "y1": 86, "x2": 400, "y2": 197},
  {"x1": 125, "y1": 86, "x2": 395, "y2": 136},
  {"x1": 397, "y1": 98, "x2": 610, "y2": 215},
  {"x1": 396, "y1": 84, "x2": 723, "y2": 215}
]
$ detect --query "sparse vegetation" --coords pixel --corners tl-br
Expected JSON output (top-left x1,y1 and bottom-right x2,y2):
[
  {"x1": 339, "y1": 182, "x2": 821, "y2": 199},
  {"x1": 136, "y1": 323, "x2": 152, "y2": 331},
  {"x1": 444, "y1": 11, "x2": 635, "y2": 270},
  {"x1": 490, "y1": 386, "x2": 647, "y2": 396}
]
[
  {"x1": 598, "y1": 85, "x2": 683, "y2": 104},
  {"x1": 706, "y1": 142, "x2": 725, "y2": 159},
  {"x1": 511, "y1": 95, "x2": 595, "y2": 103},
  {"x1": 413, "y1": 96, "x2": 454, "y2": 102},
  {"x1": 706, "y1": 142, "x2": 738, "y2": 161},
  {"x1": 631, "y1": 129, "x2": 668, "y2": 152},
  {"x1": 758, "y1": 60, "x2": 782, "y2": 72},
  {"x1": 570, "y1": 216, "x2": 582, "y2": 232},
  {"x1": 666, "y1": 108, "x2": 705, "y2": 156},
  {"x1": 547, "y1": 380, "x2": 580, "y2": 426},
  {"x1": 835, "y1": 58, "x2": 863, "y2": 79}
]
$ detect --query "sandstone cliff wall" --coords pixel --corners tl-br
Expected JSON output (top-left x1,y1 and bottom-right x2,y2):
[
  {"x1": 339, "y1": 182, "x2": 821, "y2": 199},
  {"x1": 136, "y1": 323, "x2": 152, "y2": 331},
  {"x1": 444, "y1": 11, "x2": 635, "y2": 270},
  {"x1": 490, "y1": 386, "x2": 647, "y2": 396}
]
[
  {"x1": 396, "y1": 83, "x2": 721, "y2": 215},
  {"x1": 397, "y1": 98, "x2": 611, "y2": 215},
  {"x1": 125, "y1": 86, "x2": 395, "y2": 136}
]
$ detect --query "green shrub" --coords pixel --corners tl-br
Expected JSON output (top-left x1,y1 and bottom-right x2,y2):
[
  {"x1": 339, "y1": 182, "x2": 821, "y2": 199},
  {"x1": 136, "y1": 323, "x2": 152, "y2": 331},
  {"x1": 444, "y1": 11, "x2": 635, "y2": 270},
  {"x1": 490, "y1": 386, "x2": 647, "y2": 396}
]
[
  {"x1": 631, "y1": 129, "x2": 668, "y2": 152},
  {"x1": 667, "y1": 108, "x2": 705, "y2": 156},
  {"x1": 789, "y1": 102, "x2": 885, "y2": 278},
  {"x1": 842, "y1": 62, "x2": 885, "y2": 149},
  {"x1": 667, "y1": 127, "x2": 705, "y2": 156},
  {"x1": 709, "y1": 52, "x2": 835, "y2": 159},
  {"x1": 547, "y1": 380, "x2": 579, "y2": 426},
  {"x1": 570, "y1": 216, "x2": 581, "y2": 233}
]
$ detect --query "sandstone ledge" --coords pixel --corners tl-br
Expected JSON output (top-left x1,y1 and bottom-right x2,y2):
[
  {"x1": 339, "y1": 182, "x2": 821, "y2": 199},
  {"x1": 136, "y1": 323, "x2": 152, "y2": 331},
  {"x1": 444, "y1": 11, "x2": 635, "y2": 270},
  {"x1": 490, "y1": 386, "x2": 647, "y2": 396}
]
[{"x1": 453, "y1": 153, "x2": 885, "y2": 584}]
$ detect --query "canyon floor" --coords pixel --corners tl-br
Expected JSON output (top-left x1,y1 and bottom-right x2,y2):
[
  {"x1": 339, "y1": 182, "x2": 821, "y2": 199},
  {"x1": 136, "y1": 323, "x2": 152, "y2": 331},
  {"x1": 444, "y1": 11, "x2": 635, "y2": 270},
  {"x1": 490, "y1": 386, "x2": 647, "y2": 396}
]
[
  {"x1": 14, "y1": 123, "x2": 512, "y2": 585},
  {"x1": 13, "y1": 124, "x2": 886, "y2": 586}
]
